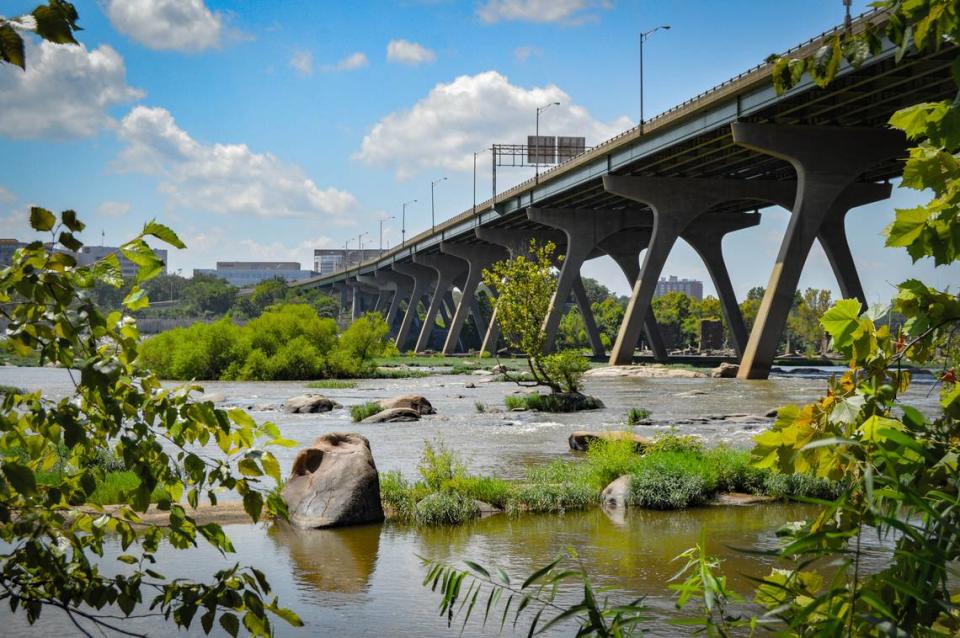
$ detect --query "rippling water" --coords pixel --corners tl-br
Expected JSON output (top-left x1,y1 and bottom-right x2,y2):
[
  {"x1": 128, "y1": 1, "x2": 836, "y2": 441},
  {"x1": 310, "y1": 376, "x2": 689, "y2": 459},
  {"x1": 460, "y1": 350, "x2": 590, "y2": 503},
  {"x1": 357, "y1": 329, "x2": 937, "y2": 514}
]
[{"x1": 0, "y1": 365, "x2": 927, "y2": 636}]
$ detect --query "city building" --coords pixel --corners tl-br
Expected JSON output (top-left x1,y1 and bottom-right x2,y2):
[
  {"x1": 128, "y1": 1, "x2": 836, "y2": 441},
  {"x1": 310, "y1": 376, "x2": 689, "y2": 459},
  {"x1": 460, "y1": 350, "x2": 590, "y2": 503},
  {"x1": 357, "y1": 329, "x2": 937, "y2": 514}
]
[
  {"x1": 314, "y1": 248, "x2": 381, "y2": 274},
  {"x1": 655, "y1": 275, "x2": 703, "y2": 300},
  {"x1": 0, "y1": 239, "x2": 28, "y2": 266},
  {"x1": 77, "y1": 245, "x2": 168, "y2": 280},
  {"x1": 192, "y1": 261, "x2": 315, "y2": 287}
]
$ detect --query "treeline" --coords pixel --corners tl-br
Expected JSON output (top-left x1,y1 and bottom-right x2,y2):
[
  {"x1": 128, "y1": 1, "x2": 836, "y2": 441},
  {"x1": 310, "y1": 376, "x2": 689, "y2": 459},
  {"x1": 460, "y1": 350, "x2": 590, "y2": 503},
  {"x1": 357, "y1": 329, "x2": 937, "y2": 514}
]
[{"x1": 139, "y1": 305, "x2": 393, "y2": 380}]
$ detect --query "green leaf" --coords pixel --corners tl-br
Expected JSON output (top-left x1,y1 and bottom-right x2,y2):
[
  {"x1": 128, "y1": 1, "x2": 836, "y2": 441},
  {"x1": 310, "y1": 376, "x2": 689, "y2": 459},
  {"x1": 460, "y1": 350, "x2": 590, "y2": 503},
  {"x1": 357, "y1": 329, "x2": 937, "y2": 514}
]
[
  {"x1": 243, "y1": 491, "x2": 263, "y2": 522},
  {"x1": 61, "y1": 209, "x2": 85, "y2": 232},
  {"x1": 58, "y1": 231, "x2": 82, "y2": 252},
  {"x1": 0, "y1": 24, "x2": 25, "y2": 69},
  {"x1": 820, "y1": 299, "x2": 862, "y2": 347},
  {"x1": 123, "y1": 286, "x2": 150, "y2": 311},
  {"x1": 260, "y1": 453, "x2": 281, "y2": 483},
  {"x1": 2, "y1": 462, "x2": 37, "y2": 495},
  {"x1": 219, "y1": 612, "x2": 240, "y2": 637},
  {"x1": 92, "y1": 254, "x2": 123, "y2": 287},
  {"x1": 142, "y1": 220, "x2": 186, "y2": 249},
  {"x1": 32, "y1": 2, "x2": 80, "y2": 45},
  {"x1": 29, "y1": 207, "x2": 56, "y2": 232}
]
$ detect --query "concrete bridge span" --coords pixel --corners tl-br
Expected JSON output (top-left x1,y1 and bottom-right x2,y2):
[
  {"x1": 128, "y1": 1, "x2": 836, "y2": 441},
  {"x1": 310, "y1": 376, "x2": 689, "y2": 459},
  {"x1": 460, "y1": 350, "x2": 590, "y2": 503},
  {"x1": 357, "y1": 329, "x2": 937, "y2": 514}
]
[{"x1": 294, "y1": 8, "x2": 954, "y2": 379}]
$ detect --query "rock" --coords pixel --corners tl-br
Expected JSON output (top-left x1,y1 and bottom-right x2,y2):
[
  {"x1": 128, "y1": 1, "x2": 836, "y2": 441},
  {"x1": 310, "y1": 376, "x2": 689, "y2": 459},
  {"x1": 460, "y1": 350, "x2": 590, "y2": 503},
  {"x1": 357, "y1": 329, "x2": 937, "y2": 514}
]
[
  {"x1": 584, "y1": 365, "x2": 706, "y2": 379},
  {"x1": 713, "y1": 492, "x2": 776, "y2": 506},
  {"x1": 601, "y1": 475, "x2": 632, "y2": 509},
  {"x1": 765, "y1": 408, "x2": 779, "y2": 418},
  {"x1": 464, "y1": 382, "x2": 476, "y2": 389},
  {"x1": 569, "y1": 431, "x2": 653, "y2": 453},
  {"x1": 361, "y1": 407, "x2": 421, "y2": 423},
  {"x1": 282, "y1": 433, "x2": 384, "y2": 529},
  {"x1": 675, "y1": 390, "x2": 708, "y2": 397},
  {"x1": 198, "y1": 392, "x2": 227, "y2": 404},
  {"x1": 472, "y1": 369, "x2": 493, "y2": 376},
  {"x1": 475, "y1": 500, "x2": 503, "y2": 518},
  {"x1": 710, "y1": 362, "x2": 739, "y2": 378},
  {"x1": 285, "y1": 394, "x2": 341, "y2": 414},
  {"x1": 490, "y1": 364, "x2": 508, "y2": 375},
  {"x1": 378, "y1": 394, "x2": 435, "y2": 415}
]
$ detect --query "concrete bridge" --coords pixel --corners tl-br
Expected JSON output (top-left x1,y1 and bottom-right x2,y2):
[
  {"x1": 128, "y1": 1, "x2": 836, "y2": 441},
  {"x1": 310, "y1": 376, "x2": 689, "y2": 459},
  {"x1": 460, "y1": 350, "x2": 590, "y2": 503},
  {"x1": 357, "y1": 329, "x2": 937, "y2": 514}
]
[{"x1": 293, "y1": 9, "x2": 955, "y2": 379}]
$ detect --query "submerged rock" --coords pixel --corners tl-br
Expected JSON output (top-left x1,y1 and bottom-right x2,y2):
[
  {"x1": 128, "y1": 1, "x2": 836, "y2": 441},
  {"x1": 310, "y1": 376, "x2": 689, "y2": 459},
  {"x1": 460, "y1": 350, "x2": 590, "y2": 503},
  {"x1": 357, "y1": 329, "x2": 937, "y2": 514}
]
[
  {"x1": 601, "y1": 475, "x2": 632, "y2": 509},
  {"x1": 569, "y1": 431, "x2": 653, "y2": 453},
  {"x1": 584, "y1": 365, "x2": 706, "y2": 379},
  {"x1": 378, "y1": 394, "x2": 435, "y2": 415},
  {"x1": 282, "y1": 432, "x2": 385, "y2": 529},
  {"x1": 713, "y1": 492, "x2": 776, "y2": 506},
  {"x1": 361, "y1": 407, "x2": 421, "y2": 423},
  {"x1": 710, "y1": 362, "x2": 739, "y2": 378},
  {"x1": 285, "y1": 394, "x2": 341, "y2": 414}
]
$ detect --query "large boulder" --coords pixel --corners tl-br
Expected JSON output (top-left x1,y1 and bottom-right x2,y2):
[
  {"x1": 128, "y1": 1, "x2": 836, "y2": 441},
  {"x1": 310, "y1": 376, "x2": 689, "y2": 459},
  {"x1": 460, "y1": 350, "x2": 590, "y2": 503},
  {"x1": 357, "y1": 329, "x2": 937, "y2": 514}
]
[
  {"x1": 285, "y1": 394, "x2": 341, "y2": 414},
  {"x1": 377, "y1": 394, "x2": 435, "y2": 415},
  {"x1": 281, "y1": 432, "x2": 384, "y2": 529},
  {"x1": 585, "y1": 365, "x2": 706, "y2": 379},
  {"x1": 361, "y1": 407, "x2": 420, "y2": 423},
  {"x1": 569, "y1": 431, "x2": 653, "y2": 453},
  {"x1": 710, "y1": 362, "x2": 739, "y2": 378},
  {"x1": 601, "y1": 475, "x2": 632, "y2": 509}
]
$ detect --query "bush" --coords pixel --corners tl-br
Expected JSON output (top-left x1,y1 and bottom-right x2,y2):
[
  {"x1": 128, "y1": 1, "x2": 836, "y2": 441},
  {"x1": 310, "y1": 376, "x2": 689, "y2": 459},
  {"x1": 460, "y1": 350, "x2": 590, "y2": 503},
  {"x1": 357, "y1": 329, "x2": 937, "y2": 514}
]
[
  {"x1": 379, "y1": 470, "x2": 416, "y2": 521},
  {"x1": 503, "y1": 392, "x2": 603, "y2": 413},
  {"x1": 583, "y1": 438, "x2": 643, "y2": 490},
  {"x1": 418, "y1": 439, "x2": 464, "y2": 490},
  {"x1": 538, "y1": 349, "x2": 590, "y2": 393},
  {"x1": 474, "y1": 401, "x2": 487, "y2": 413},
  {"x1": 509, "y1": 482, "x2": 595, "y2": 513},
  {"x1": 442, "y1": 475, "x2": 513, "y2": 509},
  {"x1": 415, "y1": 492, "x2": 480, "y2": 526},
  {"x1": 305, "y1": 379, "x2": 358, "y2": 389},
  {"x1": 626, "y1": 407, "x2": 651, "y2": 425},
  {"x1": 628, "y1": 465, "x2": 709, "y2": 510},
  {"x1": 351, "y1": 402, "x2": 383, "y2": 422},
  {"x1": 764, "y1": 472, "x2": 842, "y2": 501}
]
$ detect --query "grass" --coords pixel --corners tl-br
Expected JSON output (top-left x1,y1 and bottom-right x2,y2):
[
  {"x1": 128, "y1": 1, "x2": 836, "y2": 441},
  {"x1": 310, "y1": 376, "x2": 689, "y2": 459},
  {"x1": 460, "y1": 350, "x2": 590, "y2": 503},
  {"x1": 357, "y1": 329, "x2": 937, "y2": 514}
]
[
  {"x1": 504, "y1": 392, "x2": 604, "y2": 412},
  {"x1": 351, "y1": 401, "x2": 383, "y2": 422},
  {"x1": 414, "y1": 492, "x2": 481, "y2": 525},
  {"x1": 626, "y1": 407, "x2": 651, "y2": 425},
  {"x1": 305, "y1": 379, "x2": 358, "y2": 389},
  {"x1": 474, "y1": 401, "x2": 487, "y2": 413},
  {"x1": 371, "y1": 368, "x2": 431, "y2": 379}
]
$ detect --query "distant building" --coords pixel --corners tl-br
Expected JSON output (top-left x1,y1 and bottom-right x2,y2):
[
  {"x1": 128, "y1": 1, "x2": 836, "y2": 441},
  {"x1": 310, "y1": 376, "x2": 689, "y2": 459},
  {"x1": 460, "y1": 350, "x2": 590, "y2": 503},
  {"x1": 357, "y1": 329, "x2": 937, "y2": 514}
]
[
  {"x1": 0, "y1": 239, "x2": 28, "y2": 266},
  {"x1": 314, "y1": 249, "x2": 381, "y2": 274},
  {"x1": 0, "y1": 239, "x2": 168, "y2": 280},
  {"x1": 193, "y1": 261, "x2": 315, "y2": 287},
  {"x1": 655, "y1": 275, "x2": 703, "y2": 300}
]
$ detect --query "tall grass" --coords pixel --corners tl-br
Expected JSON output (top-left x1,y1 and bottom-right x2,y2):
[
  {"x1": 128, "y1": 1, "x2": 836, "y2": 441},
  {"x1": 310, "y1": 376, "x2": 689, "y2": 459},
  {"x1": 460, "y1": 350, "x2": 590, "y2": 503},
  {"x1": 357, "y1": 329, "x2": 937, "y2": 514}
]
[{"x1": 351, "y1": 401, "x2": 383, "y2": 422}]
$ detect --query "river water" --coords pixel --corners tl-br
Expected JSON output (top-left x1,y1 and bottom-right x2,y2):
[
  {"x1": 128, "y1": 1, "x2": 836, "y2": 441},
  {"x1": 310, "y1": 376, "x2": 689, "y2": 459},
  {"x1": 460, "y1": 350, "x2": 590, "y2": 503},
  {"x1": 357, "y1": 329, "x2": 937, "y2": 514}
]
[{"x1": 0, "y1": 366, "x2": 934, "y2": 636}]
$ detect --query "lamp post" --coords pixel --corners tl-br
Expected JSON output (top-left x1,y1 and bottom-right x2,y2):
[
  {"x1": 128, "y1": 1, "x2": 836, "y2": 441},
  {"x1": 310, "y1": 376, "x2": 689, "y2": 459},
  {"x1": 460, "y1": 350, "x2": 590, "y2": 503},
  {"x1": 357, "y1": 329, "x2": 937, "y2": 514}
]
[
  {"x1": 170, "y1": 268, "x2": 181, "y2": 302},
  {"x1": 431, "y1": 176, "x2": 447, "y2": 231},
  {"x1": 401, "y1": 199, "x2": 417, "y2": 246},
  {"x1": 358, "y1": 231, "x2": 367, "y2": 253},
  {"x1": 379, "y1": 215, "x2": 395, "y2": 254},
  {"x1": 535, "y1": 101, "x2": 560, "y2": 183},
  {"x1": 640, "y1": 24, "x2": 670, "y2": 132}
]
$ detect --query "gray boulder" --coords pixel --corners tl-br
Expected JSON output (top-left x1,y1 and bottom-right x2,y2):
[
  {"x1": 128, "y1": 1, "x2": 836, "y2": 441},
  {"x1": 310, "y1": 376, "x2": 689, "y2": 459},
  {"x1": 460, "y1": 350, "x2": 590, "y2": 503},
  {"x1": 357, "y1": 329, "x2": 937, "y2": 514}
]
[
  {"x1": 285, "y1": 394, "x2": 341, "y2": 414},
  {"x1": 601, "y1": 475, "x2": 632, "y2": 509},
  {"x1": 282, "y1": 432, "x2": 384, "y2": 529},
  {"x1": 361, "y1": 407, "x2": 421, "y2": 423},
  {"x1": 710, "y1": 362, "x2": 739, "y2": 378},
  {"x1": 378, "y1": 394, "x2": 435, "y2": 415}
]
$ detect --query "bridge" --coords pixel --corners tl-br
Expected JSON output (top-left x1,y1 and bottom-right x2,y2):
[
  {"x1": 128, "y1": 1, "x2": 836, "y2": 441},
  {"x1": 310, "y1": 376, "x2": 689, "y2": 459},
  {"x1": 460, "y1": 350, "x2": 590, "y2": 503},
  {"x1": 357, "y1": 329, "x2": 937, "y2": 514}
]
[{"x1": 292, "y1": 9, "x2": 956, "y2": 379}]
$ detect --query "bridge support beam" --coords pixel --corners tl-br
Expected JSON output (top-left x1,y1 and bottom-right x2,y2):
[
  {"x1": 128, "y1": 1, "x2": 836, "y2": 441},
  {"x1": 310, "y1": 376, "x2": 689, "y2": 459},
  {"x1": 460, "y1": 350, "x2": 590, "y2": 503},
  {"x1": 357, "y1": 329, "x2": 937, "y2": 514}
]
[
  {"x1": 413, "y1": 254, "x2": 468, "y2": 353},
  {"x1": 375, "y1": 270, "x2": 414, "y2": 334},
  {"x1": 732, "y1": 123, "x2": 905, "y2": 379},
  {"x1": 604, "y1": 174, "x2": 797, "y2": 366},
  {"x1": 439, "y1": 242, "x2": 508, "y2": 354},
  {"x1": 392, "y1": 262, "x2": 436, "y2": 352}
]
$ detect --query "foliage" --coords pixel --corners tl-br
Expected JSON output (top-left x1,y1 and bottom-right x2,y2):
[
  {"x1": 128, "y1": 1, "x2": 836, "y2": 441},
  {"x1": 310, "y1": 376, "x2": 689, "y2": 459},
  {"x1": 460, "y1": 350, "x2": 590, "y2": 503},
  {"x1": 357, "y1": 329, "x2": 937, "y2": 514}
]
[
  {"x1": 378, "y1": 470, "x2": 418, "y2": 522},
  {"x1": 304, "y1": 379, "x2": 357, "y2": 389},
  {"x1": 508, "y1": 482, "x2": 595, "y2": 513},
  {"x1": 418, "y1": 439, "x2": 465, "y2": 490},
  {"x1": 628, "y1": 457, "x2": 710, "y2": 510},
  {"x1": 626, "y1": 407, "x2": 651, "y2": 425},
  {"x1": 538, "y1": 349, "x2": 590, "y2": 393},
  {"x1": 474, "y1": 401, "x2": 487, "y2": 413},
  {"x1": 441, "y1": 475, "x2": 513, "y2": 510},
  {"x1": 414, "y1": 492, "x2": 481, "y2": 526},
  {"x1": 503, "y1": 391, "x2": 603, "y2": 412},
  {"x1": 0, "y1": 208, "x2": 300, "y2": 635},
  {"x1": 327, "y1": 313, "x2": 396, "y2": 377},
  {"x1": 350, "y1": 402, "x2": 383, "y2": 422}
]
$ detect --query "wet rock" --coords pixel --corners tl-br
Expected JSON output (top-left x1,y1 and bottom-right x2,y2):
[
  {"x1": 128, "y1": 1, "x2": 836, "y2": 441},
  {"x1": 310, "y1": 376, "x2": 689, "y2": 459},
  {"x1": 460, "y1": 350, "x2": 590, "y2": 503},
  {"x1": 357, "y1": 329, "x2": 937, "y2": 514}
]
[
  {"x1": 710, "y1": 362, "x2": 739, "y2": 378},
  {"x1": 713, "y1": 492, "x2": 776, "y2": 506},
  {"x1": 601, "y1": 475, "x2": 632, "y2": 509},
  {"x1": 584, "y1": 365, "x2": 706, "y2": 379},
  {"x1": 765, "y1": 408, "x2": 779, "y2": 418},
  {"x1": 198, "y1": 392, "x2": 227, "y2": 404},
  {"x1": 675, "y1": 390, "x2": 708, "y2": 397},
  {"x1": 378, "y1": 394, "x2": 435, "y2": 415},
  {"x1": 282, "y1": 433, "x2": 385, "y2": 529},
  {"x1": 464, "y1": 382, "x2": 476, "y2": 389},
  {"x1": 490, "y1": 364, "x2": 508, "y2": 375},
  {"x1": 285, "y1": 394, "x2": 342, "y2": 414},
  {"x1": 569, "y1": 431, "x2": 653, "y2": 453},
  {"x1": 361, "y1": 407, "x2": 421, "y2": 423},
  {"x1": 476, "y1": 500, "x2": 503, "y2": 518},
  {"x1": 472, "y1": 369, "x2": 493, "y2": 376}
]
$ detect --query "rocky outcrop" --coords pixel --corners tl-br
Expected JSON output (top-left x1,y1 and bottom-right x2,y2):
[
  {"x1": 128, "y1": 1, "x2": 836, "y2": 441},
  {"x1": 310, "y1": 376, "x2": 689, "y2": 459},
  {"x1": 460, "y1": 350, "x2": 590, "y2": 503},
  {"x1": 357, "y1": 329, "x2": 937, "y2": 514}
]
[
  {"x1": 490, "y1": 364, "x2": 508, "y2": 375},
  {"x1": 713, "y1": 492, "x2": 776, "y2": 506},
  {"x1": 285, "y1": 394, "x2": 342, "y2": 414},
  {"x1": 569, "y1": 431, "x2": 653, "y2": 453},
  {"x1": 377, "y1": 394, "x2": 435, "y2": 415},
  {"x1": 282, "y1": 432, "x2": 384, "y2": 529},
  {"x1": 710, "y1": 362, "x2": 739, "y2": 378},
  {"x1": 601, "y1": 475, "x2": 632, "y2": 509},
  {"x1": 361, "y1": 407, "x2": 421, "y2": 423},
  {"x1": 584, "y1": 365, "x2": 707, "y2": 379}
]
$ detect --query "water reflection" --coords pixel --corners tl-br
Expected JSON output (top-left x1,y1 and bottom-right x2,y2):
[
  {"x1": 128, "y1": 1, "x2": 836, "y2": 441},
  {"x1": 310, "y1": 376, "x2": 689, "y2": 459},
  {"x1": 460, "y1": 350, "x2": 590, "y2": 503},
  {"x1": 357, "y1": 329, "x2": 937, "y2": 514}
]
[{"x1": 270, "y1": 522, "x2": 382, "y2": 595}]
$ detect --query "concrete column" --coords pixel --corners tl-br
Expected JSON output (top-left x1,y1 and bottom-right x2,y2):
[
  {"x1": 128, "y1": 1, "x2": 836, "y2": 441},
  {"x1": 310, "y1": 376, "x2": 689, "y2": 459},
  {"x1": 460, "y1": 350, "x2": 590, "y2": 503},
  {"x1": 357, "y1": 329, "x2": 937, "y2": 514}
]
[
  {"x1": 391, "y1": 262, "x2": 436, "y2": 352},
  {"x1": 595, "y1": 229, "x2": 668, "y2": 360},
  {"x1": 374, "y1": 270, "x2": 413, "y2": 334},
  {"x1": 604, "y1": 174, "x2": 797, "y2": 366},
  {"x1": 357, "y1": 274, "x2": 383, "y2": 313},
  {"x1": 571, "y1": 275, "x2": 604, "y2": 356},
  {"x1": 731, "y1": 123, "x2": 905, "y2": 379},
  {"x1": 680, "y1": 212, "x2": 762, "y2": 357},
  {"x1": 439, "y1": 242, "x2": 509, "y2": 355},
  {"x1": 412, "y1": 253, "x2": 468, "y2": 353}
]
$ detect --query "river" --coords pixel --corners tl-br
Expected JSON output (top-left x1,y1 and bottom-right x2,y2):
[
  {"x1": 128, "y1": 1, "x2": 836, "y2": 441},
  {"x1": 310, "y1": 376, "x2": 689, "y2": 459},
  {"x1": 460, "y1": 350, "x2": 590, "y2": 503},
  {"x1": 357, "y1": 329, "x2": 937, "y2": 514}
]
[{"x1": 0, "y1": 366, "x2": 933, "y2": 636}]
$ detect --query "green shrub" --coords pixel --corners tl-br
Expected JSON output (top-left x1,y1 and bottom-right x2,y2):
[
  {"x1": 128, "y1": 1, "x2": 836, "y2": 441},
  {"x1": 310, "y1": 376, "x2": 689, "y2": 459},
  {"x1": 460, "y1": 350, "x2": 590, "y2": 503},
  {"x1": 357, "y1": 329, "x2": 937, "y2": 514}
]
[
  {"x1": 628, "y1": 465, "x2": 709, "y2": 510},
  {"x1": 764, "y1": 472, "x2": 842, "y2": 501},
  {"x1": 626, "y1": 407, "x2": 651, "y2": 425},
  {"x1": 418, "y1": 439, "x2": 464, "y2": 490},
  {"x1": 648, "y1": 431, "x2": 704, "y2": 454},
  {"x1": 503, "y1": 392, "x2": 602, "y2": 412},
  {"x1": 474, "y1": 401, "x2": 487, "y2": 413},
  {"x1": 583, "y1": 438, "x2": 643, "y2": 490},
  {"x1": 704, "y1": 447, "x2": 768, "y2": 494},
  {"x1": 505, "y1": 394, "x2": 528, "y2": 410},
  {"x1": 380, "y1": 470, "x2": 416, "y2": 521},
  {"x1": 442, "y1": 475, "x2": 513, "y2": 509},
  {"x1": 305, "y1": 379, "x2": 358, "y2": 389},
  {"x1": 538, "y1": 349, "x2": 590, "y2": 393},
  {"x1": 414, "y1": 492, "x2": 480, "y2": 526},
  {"x1": 351, "y1": 402, "x2": 383, "y2": 422},
  {"x1": 509, "y1": 482, "x2": 595, "y2": 513}
]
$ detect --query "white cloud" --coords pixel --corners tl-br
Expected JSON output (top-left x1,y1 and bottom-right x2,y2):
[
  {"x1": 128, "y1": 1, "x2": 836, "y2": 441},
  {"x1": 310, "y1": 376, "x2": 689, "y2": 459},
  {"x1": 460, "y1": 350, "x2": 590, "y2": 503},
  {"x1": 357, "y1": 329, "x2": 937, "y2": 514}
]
[
  {"x1": 477, "y1": 0, "x2": 609, "y2": 24},
  {"x1": 386, "y1": 39, "x2": 436, "y2": 65},
  {"x1": 0, "y1": 40, "x2": 143, "y2": 139},
  {"x1": 116, "y1": 106, "x2": 359, "y2": 218},
  {"x1": 184, "y1": 226, "x2": 337, "y2": 270},
  {"x1": 103, "y1": 0, "x2": 223, "y2": 52},
  {"x1": 98, "y1": 200, "x2": 131, "y2": 217},
  {"x1": 0, "y1": 187, "x2": 15, "y2": 205},
  {"x1": 289, "y1": 50, "x2": 314, "y2": 75},
  {"x1": 355, "y1": 70, "x2": 632, "y2": 180},
  {"x1": 322, "y1": 51, "x2": 369, "y2": 72},
  {"x1": 513, "y1": 45, "x2": 541, "y2": 62}
]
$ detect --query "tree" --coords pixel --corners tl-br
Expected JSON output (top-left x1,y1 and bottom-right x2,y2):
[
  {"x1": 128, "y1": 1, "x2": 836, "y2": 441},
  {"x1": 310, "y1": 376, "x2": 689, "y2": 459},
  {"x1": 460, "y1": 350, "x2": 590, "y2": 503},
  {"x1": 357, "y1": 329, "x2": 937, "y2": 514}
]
[
  {"x1": 183, "y1": 272, "x2": 237, "y2": 316},
  {"x1": 787, "y1": 288, "x2": 832, "y2": 355}
]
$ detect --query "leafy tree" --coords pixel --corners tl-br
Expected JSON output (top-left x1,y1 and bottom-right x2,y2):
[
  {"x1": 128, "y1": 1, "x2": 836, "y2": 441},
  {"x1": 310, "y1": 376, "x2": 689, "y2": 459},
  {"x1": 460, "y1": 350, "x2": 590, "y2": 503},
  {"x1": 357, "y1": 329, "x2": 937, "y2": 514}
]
[
  {"x1": 787, "y1": 288, "x2": 833, "y2": 355},
  {"x1": 183, "y1": 273, "x2": 237, "y2": 316},
  {"x1": 580, "y1": 276, "x2": 616, "y2": 306}
]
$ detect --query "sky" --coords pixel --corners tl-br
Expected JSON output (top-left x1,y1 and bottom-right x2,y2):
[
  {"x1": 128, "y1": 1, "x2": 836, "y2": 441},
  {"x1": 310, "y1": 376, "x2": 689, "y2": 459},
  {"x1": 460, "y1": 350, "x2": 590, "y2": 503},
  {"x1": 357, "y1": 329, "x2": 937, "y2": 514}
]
[{"x1": 1, "y1": 0, "x2": 957, "y2": 304}]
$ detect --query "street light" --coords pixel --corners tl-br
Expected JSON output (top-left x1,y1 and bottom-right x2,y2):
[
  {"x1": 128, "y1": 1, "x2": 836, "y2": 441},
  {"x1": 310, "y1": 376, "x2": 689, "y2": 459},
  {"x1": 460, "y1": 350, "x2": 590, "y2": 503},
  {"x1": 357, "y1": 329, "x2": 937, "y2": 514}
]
[
  {"x1": 640, "y1": 24, "x2": 670, "y2": 132},
  {"x1": 535, "y1": 101, "x2": 560, "y2": 182},
  {"x1": 431, "y1": 176, "x2": 447, "y2": 231},
  {"x1": 358, "y1": 231, "x2": 367, "y2": 253},
  {"x1": 379, "y1": 215, "x2": 395, "y2": 254},
  {"x1": 473, "y1": 149, "x2": 487, "y2": 215},
  {"x1": 401, "y1": 199, "x2": 417, "y2": 246}
]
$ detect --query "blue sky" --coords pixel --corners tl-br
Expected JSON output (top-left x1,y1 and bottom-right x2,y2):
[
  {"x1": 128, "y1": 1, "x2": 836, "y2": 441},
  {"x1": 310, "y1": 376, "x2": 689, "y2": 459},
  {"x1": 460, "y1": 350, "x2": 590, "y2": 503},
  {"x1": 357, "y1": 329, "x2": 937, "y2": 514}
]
[{"x1": 1, "y1": 0, "x2": 956, "y2": 303}]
